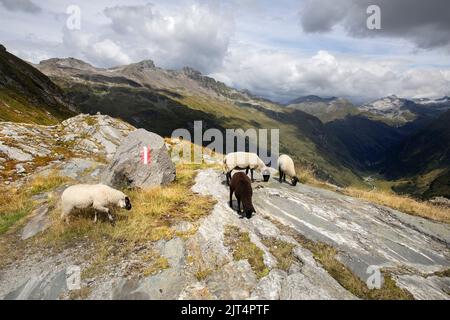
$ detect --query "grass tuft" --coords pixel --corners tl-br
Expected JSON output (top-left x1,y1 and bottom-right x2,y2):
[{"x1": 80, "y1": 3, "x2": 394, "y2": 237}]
[
  {"x1": 32, "y1": 164, "x2": 215, "y2": 279},
  {"x1": 344, "y1": 187, "x2": 450, "y2": 224},
  {"x1": 261, "y1": 237, "x2": 298, "y2": 271},
  {"x1": 224, "y1": 225, "x2": 269, "y2": 279}
]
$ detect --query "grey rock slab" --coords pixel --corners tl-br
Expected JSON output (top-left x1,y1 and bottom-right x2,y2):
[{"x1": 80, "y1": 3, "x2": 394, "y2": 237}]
[
  {"x1": 253, "y1": 178, "x2": 450, "y2": 284},
  {"x1": 162, "y1": 237, "x2": 185, "y2": 269},
  {"x1": 206, "y1": 260, "x2": 258, "y2": 300},
  {"x1": 191, "y1": 169, "x2": 355, "y2": 299},
  {"x1": 250, "y1": 269, "x2": 286, "y2": 300},
  {"x1": 3, "y1": 269, "x2": 67, "y2": 300},
  {"x1": 395, "y1": 274, "x2": 450, "y2": 300},
  {"x1": 21, "y1": 205, "x2": 50, "y2": 240},
  {"x1": 0, "y1": 142, "x2": 32, "y2": 161},
  {"x1": 112, "y1": 266, "x2": 187, "y2": 300},
  {"x1": 193, "y1": 169, "x2": 449, "y2": 299},
  {"x1": 102, "y1": 129, "x2": 176, "y2": 188}
]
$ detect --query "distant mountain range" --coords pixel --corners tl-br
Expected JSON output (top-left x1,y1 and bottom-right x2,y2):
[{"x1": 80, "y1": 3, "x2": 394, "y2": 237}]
[
  {"x1": 1, "y1": 44, "x2": 449, "y2": 199},
  {"x1": 286, "y1": 94, "x2": 450, "y2": 197},
  {"x1": 33, "y1": 53, "x2": 363, "y2": 187},
  {"x1": 286, "y1": 96, "x2": 358, "y2": 123}
]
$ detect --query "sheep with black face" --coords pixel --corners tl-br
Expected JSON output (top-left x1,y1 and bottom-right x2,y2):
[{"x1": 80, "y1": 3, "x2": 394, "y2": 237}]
[
  {"x1": 61, "y1": 183, "x2": 132, "y2": 223},
  {"x1": 223, "y1": 152, "x2": 269, "y2": 184},
  {"x1": 277, "y1": 154, "x2": 299, "y2": 186}
]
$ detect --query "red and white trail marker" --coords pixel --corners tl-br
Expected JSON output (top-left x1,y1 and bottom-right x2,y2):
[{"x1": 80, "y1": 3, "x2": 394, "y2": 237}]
[{"x1": 140, "y1": 146, "x2": 152, "y2": 165}]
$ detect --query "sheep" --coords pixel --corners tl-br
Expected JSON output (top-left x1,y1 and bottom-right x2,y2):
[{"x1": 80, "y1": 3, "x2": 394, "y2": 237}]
[
  {"x1": 229, "y1": 172, "x2": 256, "y2": 219},
  {"x1": 223, "y1": 152, "x2": 268, "y2": 185},
  {"x1": 61, "y1": 183, "x2": 132, "y2": 223},
  {"x1": 277, "y1": 154, "x2": 299, "y2": 186}
]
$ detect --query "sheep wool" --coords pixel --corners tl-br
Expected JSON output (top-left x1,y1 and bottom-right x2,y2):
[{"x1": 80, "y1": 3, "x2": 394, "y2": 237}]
[
  {"x1": 223, "y1": 152, "x2": 266, "y2": 172},
  {"x1": 278, "y1": 154, "x2": 298, "y2": 186},
  {"x1": 61, "y1": 183, "x2": 131, "y2": 222},
  {"x1": 278, "y1": 154, "x2": 298, "y2": 181}
]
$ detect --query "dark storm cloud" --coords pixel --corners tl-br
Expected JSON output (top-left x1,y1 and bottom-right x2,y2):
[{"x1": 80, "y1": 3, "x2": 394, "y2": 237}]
[
  {"x1": 0, "y1": 0, "x2": 41, "y2": 13},
  {"x1": 299, "y1": 0, "x2": 450, "y2": 49}
]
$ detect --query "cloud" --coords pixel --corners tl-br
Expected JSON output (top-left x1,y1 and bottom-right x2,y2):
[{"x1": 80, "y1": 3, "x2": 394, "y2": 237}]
[
  {"x1": 212, "y1": 46, "x2": 450, "y2": 103},
  {"x1": 0, "y1": 0, "x2": 40, "y2": 13},
  {"x1": 62, "y1": 30, "x2": 131, "y2": 67},
  {"x1": 59, "y1": 3, "x2": 233, "y2": 70},
  {"x1": 299, "y1": 0, "x2": 450, "y2": 50}
]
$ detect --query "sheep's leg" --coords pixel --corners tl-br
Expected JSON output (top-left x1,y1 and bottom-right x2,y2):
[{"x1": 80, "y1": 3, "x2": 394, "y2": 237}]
[
  {"x1": 93, "y1": 212, "x2": 98, "y2": 223},
  {"x1": 283, "y1": 173, "x2": 286, "y2": 182},
  {"x1": 226, "y1": 171, "x2": 232, "y2": 185},
  {"x1": 246, "y1": 168, "x2": 249, "y2": 175},
  {"x1": 61, "y1": 206, "x2": 72, "y2": 224},
  {"x1": 251, "y1": 169, "x2": 254, "y2": 182},
  {"x1": 279, "y1": 167, "x2": 282, "y2": 183},
  {"x1": 107, "y1": 213, "x2": 115, "y2": 222},
  {"x1": 93, "y1": 203, "x2": 114, "y2": 222},
  {"x1": 229, "y1": 190, "x2": 234, "y2": 208},
  {"x1": 237, "y1": 197, "x2": 241, "y2": 214},
  {"x1": 61, "y1": 213, "x2": 70, "y2": 225}
]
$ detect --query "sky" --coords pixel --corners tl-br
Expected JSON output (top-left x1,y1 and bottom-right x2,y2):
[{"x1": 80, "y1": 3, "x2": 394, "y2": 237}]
[{"x1": 1, "y1": 0, "x2": 450, "y2": 104}]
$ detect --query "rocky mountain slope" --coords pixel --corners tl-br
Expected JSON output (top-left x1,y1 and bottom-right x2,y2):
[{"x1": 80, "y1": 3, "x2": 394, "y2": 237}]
[
  {"x1": 286, "y1": 96, "x2": 359, "y2": 123},
  {"x1": 360, "y1": 95, "x2": 450, "y2": 129},
  {"x1": 384, "y1": 110, "x2": 450, "y2": 199},
  {"x1": 0, "y1": 113, "x2": 134, "y2": 183},
  {"x1": 283, "y1": 94, "x2": 450, "y2": 175},
  {"x1": 0, "y1": 152, "x2": 448, "y2": 299},
  {"x1": 34, "y1": 56, "x2": 363, "y2": 187},
  {"x1": 2, "y1": 45, "x2": 449, "y2": 199},
  {"x1": 0, "y1": 45, "x2": 75, "y2": 124}
]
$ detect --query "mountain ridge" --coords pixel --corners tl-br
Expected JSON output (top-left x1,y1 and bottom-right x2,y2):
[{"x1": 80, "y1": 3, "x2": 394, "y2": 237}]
[
  {"x1": 34, "y1": 55, "x2": 365, "y2": 187},
  {"x1": 0, "y1": 46, "x2": 75, "y2": 124}
]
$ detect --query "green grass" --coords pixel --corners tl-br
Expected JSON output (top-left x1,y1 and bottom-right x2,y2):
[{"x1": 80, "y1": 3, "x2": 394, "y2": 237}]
[
  {"x1": 224, "y1": 225, "x2": 269, "y2": 279},
  {"x1": 0, "y1": 203, "x2": 33, "y2": 235},
  {"x1": 261, "y1": 237, "x2": 298, "y2": 271},
  {"x1": 0, "y1": 172, "x2": 71, "y2": 236},
  {"x1": 0, "y1": 89, "x2": 72, "y2": 125},
  {"x1": 28, "y1": 164, "x2": 216, "y2": 279}
]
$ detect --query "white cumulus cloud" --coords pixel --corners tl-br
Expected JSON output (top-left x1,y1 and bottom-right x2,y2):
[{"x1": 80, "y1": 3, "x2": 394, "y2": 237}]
[{"x1": 212, "y1": 45, "x2": 450, "y2": 103}]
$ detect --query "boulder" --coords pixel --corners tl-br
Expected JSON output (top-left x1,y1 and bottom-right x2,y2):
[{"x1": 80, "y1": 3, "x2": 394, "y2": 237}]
[{"x1": 102, "y1": 129, "x2": 176, "y2": 188}]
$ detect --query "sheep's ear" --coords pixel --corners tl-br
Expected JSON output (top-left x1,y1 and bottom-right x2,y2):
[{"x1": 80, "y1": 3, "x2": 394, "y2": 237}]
[{"x1": 265, "y1": 161, "x2": 271, "y2": 167}]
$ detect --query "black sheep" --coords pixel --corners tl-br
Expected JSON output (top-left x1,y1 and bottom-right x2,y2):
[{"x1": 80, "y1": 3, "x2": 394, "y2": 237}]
[{"x1": 229, "y1": 172, "x2": 256, "y2": 218}]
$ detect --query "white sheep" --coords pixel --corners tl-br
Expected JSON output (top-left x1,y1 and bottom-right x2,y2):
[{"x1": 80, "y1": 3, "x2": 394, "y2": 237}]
[
  {"x1": 223, "y1": 152, "x2": 268, "y2": 184},
  {"x1": 277, "y1": 154, "x2": 299, "y2": 186},
  {"x1": 61, "y1": 183, "x2": 132, "y2": 223}
]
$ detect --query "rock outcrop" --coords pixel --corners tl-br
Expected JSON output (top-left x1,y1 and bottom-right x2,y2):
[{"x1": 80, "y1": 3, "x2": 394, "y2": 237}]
[
  {"x1": 0, "y1": 113, "x2": 135, "y2": 183},
  {"x1": 101, "y1": 129, "x2": 176, "y2": 188}
]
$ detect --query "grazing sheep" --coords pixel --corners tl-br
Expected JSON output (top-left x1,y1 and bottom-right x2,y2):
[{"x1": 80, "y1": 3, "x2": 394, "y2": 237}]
[
  {"x1": 223, "y1": 152, "x2": 268, "y2": 184},
  {"x1": 61, "y1": 184, "x2": 132, "y2": 223},
  {"x1": 277, "y1": 154, "x2": 299, "y2": 186},
  {"x1": 229, "y1": 172, "x2": 256, "y2": 218}
]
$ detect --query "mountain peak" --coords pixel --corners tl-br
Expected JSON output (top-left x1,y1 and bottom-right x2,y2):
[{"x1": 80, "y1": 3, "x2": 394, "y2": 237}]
[
  {"x1": 182, "y1": 66, "x2": 202, "y2": 78},
  {"x1": 133, "y1": 59, "x2": 155, "y2": 69},
  {"x1": 38, "y1": 57, "x2": 95, "y2": 70},
  {"x1": 287, "y1": 95, "x2": 337, "y2": 105}
]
